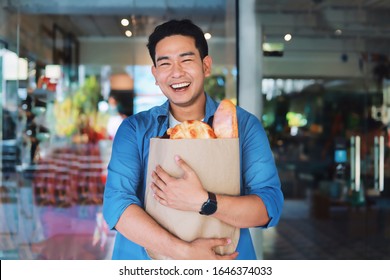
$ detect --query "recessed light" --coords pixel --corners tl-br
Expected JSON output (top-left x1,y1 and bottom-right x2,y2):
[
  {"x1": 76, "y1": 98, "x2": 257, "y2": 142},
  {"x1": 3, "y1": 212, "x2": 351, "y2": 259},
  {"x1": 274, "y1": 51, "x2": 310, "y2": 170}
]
[
  {"x1": 204, "y1": 32, "x2": 212, "y2": 40},
  {"x1": 121, "y1": 18, "x2": 129, "y2": 27},
  {"x1": 125, "y1": 30, "x2": 133, "y2": 37}
]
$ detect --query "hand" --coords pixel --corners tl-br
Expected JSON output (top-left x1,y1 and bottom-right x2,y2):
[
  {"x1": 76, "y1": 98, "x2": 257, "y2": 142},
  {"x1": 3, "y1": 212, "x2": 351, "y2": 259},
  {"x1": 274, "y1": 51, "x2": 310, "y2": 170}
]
[
  {"x1": 151, "y1": 155, "x2": 208, "y2": 212},
  {"x1": 182, "y1": 238, "x2": 239, "y2": 260}
]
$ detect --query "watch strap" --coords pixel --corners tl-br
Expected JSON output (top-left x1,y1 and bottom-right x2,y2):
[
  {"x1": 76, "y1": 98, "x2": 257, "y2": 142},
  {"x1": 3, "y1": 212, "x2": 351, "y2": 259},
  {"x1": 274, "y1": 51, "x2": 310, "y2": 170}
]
[{"x1": 208, "y1": 191, "x2": 216, "y2": 203}]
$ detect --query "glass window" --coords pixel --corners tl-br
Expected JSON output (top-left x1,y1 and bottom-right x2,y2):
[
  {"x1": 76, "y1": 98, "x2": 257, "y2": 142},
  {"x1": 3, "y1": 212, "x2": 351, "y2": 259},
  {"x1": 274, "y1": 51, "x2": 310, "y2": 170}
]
[{"x1": 0, "y1": 0, "x2": 237, "y2": 260}]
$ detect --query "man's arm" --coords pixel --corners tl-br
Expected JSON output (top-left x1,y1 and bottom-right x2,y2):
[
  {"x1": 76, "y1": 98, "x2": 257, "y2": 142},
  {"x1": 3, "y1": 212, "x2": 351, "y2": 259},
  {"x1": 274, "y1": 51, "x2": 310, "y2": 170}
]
[
  {"x1": 214, "y1": 194, "x2": 270, "y2": 227},
  {"x1": 115, "y1": 204, "x2": 238, "y2": 260}
]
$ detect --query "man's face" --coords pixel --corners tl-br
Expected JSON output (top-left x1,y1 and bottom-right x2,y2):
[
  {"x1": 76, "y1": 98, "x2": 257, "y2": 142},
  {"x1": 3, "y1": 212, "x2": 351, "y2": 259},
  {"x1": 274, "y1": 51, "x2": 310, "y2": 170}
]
[{"x1": 151, "y1": 35, "x2": 212, "y2": 109}]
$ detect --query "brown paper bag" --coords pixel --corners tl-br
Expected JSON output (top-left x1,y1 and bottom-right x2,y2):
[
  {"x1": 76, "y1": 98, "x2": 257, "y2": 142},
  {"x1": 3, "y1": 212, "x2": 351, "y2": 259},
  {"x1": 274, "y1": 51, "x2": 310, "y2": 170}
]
[{"x1": 145, "y1": 138, "x2": 240, "y2": 260}]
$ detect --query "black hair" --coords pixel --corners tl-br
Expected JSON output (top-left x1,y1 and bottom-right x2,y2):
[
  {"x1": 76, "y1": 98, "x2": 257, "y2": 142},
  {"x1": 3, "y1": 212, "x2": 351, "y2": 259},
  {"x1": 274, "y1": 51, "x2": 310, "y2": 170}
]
[{"x1": 147, "y1": 19, "x2": 208, "y2": 66}]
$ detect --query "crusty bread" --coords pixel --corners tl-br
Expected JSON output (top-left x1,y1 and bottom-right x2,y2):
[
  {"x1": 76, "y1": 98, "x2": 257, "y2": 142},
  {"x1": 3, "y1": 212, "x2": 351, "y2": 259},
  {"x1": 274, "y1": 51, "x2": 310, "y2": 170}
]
[
  {"x1": 167, "y1": 120, "x2": 217, "y2": 139},
  {"x1": 212, "y1": 99, "x2": 238, "y2": 138}
]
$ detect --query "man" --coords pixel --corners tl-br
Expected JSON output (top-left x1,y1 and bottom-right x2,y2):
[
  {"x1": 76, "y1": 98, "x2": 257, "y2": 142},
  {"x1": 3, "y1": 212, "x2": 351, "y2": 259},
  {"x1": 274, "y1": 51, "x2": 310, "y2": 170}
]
[{"x1": 103, "y1": 19, "x2": 283, "y2": 260}]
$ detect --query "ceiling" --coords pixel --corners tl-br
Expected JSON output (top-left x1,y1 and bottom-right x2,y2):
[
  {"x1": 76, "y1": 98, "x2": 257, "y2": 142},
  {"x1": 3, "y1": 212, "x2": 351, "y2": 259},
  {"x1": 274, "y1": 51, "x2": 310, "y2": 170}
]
[
  {"x1": 5, "y1": 0, "x2": 390, "y2": 58},
  {"x1": 5, "y1": 0, "x2": 228, "y2": 38},
  {"x1": 5, "y1": 0, "x2": 390, "y2": 56},
  {"x1": 256, "y1": 0, "x2": 390, "y2": 55}
]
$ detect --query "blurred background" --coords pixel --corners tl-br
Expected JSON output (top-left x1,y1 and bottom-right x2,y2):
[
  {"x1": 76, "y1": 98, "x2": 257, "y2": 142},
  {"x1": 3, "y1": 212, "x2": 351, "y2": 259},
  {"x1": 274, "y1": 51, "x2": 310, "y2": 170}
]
[{"x1": 0, "y1": 0, "x2": 389, "y2": 260}]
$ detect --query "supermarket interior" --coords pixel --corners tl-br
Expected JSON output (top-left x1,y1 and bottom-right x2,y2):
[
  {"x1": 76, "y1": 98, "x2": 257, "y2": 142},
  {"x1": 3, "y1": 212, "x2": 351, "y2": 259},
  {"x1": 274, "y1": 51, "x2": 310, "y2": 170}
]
[{"x1": 1, "y1": 0, "x2": 390, "y2": 260}]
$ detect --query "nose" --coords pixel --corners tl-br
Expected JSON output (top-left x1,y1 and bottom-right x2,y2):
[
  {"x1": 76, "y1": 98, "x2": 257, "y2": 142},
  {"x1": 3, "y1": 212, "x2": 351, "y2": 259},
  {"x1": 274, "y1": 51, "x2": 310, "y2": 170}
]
[{"x1": 171, "y1": 61, "x2": 184, "y2": 78}]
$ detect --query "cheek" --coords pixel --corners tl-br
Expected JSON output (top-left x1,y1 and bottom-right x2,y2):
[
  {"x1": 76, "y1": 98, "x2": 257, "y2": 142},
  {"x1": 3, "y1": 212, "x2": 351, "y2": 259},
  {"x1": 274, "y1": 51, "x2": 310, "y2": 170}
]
[
  {"x1": 188, "y1": 66, "x2": 205, "y2": 78},
  {"x1": 155, "y1": 72, "x2": 168, "y2": 83}
]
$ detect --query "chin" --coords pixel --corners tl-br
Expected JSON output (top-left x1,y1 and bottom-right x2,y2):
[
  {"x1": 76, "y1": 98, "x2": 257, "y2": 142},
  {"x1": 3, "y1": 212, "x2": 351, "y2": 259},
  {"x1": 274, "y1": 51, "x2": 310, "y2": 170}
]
[{"x1": 170, "y1": 93, "x2": 192, "y2": 103}]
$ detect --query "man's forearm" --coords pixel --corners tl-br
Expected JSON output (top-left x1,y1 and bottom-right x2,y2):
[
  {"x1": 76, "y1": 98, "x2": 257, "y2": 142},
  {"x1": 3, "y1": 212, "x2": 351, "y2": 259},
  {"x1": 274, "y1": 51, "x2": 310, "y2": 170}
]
[
  {"x1": 115, "y1": 204, "x2": 240, "y2": 260},
  {"x1": 213, "y1": 194, "x2": 270, "y2": 228},
  {"x1": 115, "y1": 204, "x2": 187, "y2": 259}
]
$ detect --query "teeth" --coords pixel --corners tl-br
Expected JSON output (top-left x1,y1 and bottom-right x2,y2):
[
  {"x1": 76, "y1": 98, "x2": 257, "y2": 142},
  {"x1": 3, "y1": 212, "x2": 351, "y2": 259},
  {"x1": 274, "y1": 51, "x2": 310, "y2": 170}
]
[{"x1": 171, "y1": 82, "x2": 190, "y2": 89}]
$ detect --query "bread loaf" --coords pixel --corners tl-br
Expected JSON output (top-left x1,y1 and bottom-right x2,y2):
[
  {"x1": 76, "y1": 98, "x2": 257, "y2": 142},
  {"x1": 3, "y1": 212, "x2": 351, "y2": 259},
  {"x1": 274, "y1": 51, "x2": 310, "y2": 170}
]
[{"x1": 212, "y1": 99, "x2": 238, "y2": 138}]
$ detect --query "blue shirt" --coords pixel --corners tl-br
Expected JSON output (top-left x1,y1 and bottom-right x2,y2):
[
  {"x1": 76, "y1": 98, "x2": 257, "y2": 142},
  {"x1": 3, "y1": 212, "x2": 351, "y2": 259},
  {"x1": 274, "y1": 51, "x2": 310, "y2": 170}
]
[{"x1": 103, "y1": 94, "x2": 283, "y2": 260}]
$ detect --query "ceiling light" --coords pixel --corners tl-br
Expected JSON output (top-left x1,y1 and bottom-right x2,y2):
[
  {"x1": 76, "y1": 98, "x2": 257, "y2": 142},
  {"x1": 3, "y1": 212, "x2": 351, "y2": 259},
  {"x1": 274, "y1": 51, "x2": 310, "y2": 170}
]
[
  {"x1": 45, "y1": 64, "x2": 62, "y2": 79},
  {"x1": 284, "y1": 34, "x2": 292, "y2": 42},
  {"x1": 2, "y1": 50, "x2": 28, "y2": 80},
  {"x1": 125, "y1": 30, "x2": 133, "y2": 37},
  {"x1": 204, "y1": 32, "x2": 212, "y2": 40},
  {"x1": 335, "y1": 29, "x2": 342, "y2": 36},
  {"x1": 121, "y1": 18, "x2": 129, "y2": 27}
]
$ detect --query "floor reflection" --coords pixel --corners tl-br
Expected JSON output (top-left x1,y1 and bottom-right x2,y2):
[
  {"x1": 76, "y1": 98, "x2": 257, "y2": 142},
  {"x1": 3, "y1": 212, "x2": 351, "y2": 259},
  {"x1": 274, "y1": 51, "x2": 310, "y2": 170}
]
[
  {"x1": 263, "y1": 199, "x2": 390, "y2": 260},
  {"x1": 0, "y1": 187, "x2": 115, "y2": 260}
]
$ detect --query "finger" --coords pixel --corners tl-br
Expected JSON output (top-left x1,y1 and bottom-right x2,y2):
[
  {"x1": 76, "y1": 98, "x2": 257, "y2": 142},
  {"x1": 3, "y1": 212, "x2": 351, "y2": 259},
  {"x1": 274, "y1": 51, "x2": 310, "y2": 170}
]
[
  {"x1": 151, "y1": 183, "x2": 168, "y2": 203},
  {"x1": 218, "y1": 252, "x2": 239, "y2": 260},
  {"x1": 152, "y1": 190, "x2": 168, "y2": 206},
  {"x1": 210, "y1": 238, "x2": 238, "y2": 260},
  {"x1": 174, "y1": 155, "x2": 194, "y2": 174},
  {"x1": 151, "y1": 182, "x2": 163, "y2": 195},
  {"x1": 151, "y1": 171, "x2": 166, "y2": 191},
  {"x1": 155, "y1": 165, "x2": 173, "y2": 183}
]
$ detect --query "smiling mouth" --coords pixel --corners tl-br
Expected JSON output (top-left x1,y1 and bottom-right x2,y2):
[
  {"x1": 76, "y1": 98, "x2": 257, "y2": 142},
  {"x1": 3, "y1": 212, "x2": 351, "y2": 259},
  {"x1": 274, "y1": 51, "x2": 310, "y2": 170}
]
[{"x1": 171, "y1": 82, "x2": 190, "y2": 91}]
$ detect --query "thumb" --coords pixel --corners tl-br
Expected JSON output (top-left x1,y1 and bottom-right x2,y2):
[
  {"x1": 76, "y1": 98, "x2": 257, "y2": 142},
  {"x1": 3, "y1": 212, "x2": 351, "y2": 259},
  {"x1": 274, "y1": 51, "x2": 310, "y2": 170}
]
[{"x1": 210, "y1": 238, "x2": 232, "y2": 249}]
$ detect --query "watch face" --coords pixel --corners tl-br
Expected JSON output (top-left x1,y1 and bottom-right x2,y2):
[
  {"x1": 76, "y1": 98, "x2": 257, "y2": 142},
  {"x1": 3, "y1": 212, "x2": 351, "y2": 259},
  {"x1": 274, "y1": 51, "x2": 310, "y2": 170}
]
[{"x1": 200, "y1": 199, "x2": 217, "y2": 215}]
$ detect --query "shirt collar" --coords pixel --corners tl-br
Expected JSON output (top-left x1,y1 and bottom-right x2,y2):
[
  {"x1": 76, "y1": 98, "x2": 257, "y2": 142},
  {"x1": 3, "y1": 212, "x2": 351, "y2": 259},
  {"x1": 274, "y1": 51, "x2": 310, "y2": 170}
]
[{"x1": 155, "y1": 93, "x2": 218, "y2": 122}]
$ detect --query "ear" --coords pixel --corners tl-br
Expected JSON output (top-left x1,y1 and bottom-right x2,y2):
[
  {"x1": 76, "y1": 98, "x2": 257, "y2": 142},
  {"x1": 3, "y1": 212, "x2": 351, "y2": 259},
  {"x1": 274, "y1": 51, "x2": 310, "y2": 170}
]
[
  {"x1": 202, "y1": 55, "x2": 213, "y2": 78},
  {"x1": 151, "y1": 65, "x2": 158, "y2": 85}
]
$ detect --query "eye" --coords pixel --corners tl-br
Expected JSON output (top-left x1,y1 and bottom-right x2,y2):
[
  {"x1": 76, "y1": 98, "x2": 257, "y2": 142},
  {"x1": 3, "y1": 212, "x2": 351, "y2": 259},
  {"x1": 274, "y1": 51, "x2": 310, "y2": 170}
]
[{"x1": 158, "y1": 62, "x2": 170, "y2": 67}]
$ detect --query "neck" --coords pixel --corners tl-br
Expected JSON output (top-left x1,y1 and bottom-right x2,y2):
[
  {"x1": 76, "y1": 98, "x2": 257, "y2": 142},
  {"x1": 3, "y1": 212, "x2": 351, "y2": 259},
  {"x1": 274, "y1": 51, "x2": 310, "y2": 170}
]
[{"x1": 169, "y1": 95, "x2": 206, "y2": 122}]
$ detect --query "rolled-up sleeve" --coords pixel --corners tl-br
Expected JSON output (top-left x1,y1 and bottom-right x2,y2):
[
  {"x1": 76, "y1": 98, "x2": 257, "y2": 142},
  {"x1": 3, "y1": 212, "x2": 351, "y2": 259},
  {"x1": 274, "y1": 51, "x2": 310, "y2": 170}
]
[
  {"x1": 240, "y1": 112, "x2": 284, "y2": 228},
  {"x1": 103, "y1": 118, "x2": 143, "y2": 230}
]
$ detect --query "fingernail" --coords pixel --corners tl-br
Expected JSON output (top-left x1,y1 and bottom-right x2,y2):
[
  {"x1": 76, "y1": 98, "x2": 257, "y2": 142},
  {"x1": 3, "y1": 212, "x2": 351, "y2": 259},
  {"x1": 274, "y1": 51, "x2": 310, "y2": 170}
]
[
  {"x1": 227, "y1": 239, "x2": 231, "y2": 244},
  {"x1": 174, "y1": 155, "x2": 180, "y2": 161}
]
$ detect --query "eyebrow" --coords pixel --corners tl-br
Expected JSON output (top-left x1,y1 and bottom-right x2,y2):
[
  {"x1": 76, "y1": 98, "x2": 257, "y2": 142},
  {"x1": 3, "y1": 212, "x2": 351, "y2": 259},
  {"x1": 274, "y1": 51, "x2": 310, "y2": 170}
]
[
  {"x1": 156, "y1": 51, "x2": 196, "y2": 63},
  {"x1": 179, "y1": 51, "x2": 196, "y2": 58}
]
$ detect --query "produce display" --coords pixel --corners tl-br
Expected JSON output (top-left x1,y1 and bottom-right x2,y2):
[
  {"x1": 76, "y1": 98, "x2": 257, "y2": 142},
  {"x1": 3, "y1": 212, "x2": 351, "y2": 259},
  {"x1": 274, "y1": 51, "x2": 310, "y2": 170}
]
[
  {"x1": 52, "y1": 76, "x2": 107, "y2": 142},
  {"x1": 22, "y1": 75, "x2": 110, "y2": 214},
  {"x1": 53, "y1": 97, "x2": 79, "y2": 137}
]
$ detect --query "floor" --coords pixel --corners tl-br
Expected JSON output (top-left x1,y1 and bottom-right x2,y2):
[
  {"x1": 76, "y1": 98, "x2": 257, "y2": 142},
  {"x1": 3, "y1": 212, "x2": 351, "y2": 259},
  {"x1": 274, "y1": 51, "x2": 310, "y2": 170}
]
[{"x1": 262, "y1": 199, "x2": 390, "y2": 260}]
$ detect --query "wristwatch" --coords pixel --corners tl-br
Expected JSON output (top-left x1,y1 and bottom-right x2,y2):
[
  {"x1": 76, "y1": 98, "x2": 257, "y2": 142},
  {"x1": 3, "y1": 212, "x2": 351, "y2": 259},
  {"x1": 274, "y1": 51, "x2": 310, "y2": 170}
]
[{"x1": 199, "y1": 192, "x2": 217, "y2": 215}]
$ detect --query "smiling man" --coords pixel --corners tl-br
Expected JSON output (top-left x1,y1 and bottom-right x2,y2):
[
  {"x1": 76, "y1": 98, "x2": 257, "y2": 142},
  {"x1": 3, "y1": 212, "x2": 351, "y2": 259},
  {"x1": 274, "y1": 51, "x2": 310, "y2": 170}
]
[{"x1": 103, "y1": 19, "x2": 283, "y2": 260}]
